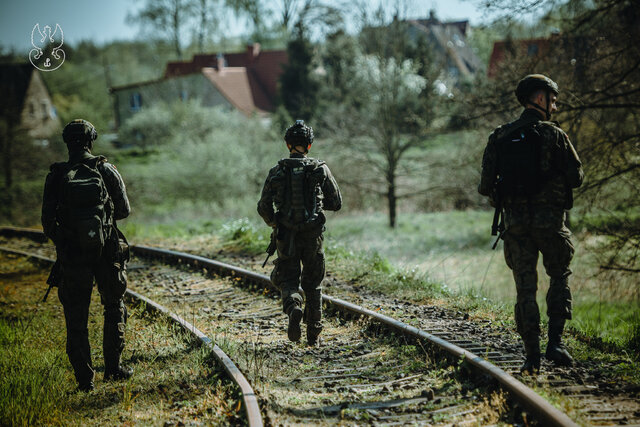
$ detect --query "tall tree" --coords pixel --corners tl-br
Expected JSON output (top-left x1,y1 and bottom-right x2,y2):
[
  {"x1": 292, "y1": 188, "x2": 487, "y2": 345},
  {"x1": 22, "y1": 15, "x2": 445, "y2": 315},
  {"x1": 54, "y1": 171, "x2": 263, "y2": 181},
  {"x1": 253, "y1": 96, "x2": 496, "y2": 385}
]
[
  {"x1": 195, "y1": 0, "x2": 221, "y2": 52},
  {"x1": 279, "y1": 22, "x2": 318, "y2": 121},
  {"x1": 128, "y1": 0, "x2": 194, "y2": 58}
]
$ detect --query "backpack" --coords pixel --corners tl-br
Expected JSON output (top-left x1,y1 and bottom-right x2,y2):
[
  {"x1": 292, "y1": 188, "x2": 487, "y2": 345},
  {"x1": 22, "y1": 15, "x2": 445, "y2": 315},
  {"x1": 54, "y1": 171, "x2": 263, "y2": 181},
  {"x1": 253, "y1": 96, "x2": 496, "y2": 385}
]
[
  {"x1": 57, "y1": 156, "x2": 113, "y2": 248},
  {"x1": 495, "y1": 119, "x2": 544, "y2": 199},
  {"x1": 275, "y1": 158, "x2": 324, "y2": 229}
]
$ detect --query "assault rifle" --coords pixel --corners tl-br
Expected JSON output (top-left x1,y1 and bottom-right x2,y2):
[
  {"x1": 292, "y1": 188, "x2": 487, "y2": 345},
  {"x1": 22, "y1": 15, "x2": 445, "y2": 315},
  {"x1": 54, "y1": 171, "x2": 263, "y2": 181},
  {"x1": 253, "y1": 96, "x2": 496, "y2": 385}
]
[
  {"x1": 43, "y1": 260, "x2": 62, "y2": 302},
  {"x1": 490, "y1": 185, "x2": 505, "y2": 250},
  {"x1": 262, "y1": 228, "x2": 277, "y2": 268}
]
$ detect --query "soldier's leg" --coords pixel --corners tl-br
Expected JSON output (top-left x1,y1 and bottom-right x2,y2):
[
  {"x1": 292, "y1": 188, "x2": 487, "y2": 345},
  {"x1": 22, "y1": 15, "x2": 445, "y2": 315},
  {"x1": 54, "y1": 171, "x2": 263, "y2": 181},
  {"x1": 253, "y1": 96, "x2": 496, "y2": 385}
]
[
  {"x1": 59, "y1": 255, "x2": 95, "y2": 390},
  {"x1": 538, "y1": 226, "x2": 574, "y2": 321},
  {"x1": 272, "y1": 239, "x2": 304, "y2": 342},
  {"x1": 503, "y1": 230, "x2": 540, "y2": 373},
  {"x1": 300, "y1": 234, "x2": 325, "y2": 345},
  {"x1": 538, "y1": 226, "x2": 575, "y2": 365},
  {"x1": 96, "y1": 253, "x2": 131, "y2": 379},
  {"x1": 272, "y1": 240, "x2": 303, "y2": 315}
]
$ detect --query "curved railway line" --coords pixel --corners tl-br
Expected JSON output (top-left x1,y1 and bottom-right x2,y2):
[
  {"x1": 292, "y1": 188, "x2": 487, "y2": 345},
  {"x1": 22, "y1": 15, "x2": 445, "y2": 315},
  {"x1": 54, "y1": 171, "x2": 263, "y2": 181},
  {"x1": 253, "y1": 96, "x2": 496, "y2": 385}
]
[{"x1": 1, "y1": 226, "x2": 639, "y2": 426}]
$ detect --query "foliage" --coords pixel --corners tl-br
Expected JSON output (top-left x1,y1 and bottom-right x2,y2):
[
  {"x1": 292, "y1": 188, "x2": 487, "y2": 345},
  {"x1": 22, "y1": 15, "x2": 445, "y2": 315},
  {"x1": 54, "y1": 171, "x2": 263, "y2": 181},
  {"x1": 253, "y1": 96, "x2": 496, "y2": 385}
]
[
  {"x1": 279, "y1": 22, "x2": 319, "y2": 121},
  {"x1": 115, "y1": 102, "x2": 283, "y2": 221},
  {"x1": 459, "y1": 0, "x2": 640, "y2": 275}
]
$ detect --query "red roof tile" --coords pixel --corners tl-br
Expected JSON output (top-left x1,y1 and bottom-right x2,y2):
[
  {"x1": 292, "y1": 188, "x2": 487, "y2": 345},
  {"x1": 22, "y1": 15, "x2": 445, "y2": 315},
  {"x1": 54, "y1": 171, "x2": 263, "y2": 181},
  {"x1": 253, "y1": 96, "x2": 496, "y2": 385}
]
[{"x1": 201, "y1": 67, "x2": 273, "y2": 116}]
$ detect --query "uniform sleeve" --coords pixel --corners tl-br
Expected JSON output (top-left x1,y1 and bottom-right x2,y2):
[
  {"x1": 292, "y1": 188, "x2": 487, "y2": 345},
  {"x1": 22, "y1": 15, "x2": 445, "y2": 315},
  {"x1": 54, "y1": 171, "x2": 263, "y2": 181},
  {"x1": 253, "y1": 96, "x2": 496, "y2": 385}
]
[
  {"x1": 478, "y1": 132, "x2": 498, "y2": 197},
  {"x1": 101, "y1": 162, "x2": 131, "y2": 220},
  {"x1": 321, "y1": 164, "x2": 342, "y2": 212},
  {"x1": 562, "y1": 132, "x2": 584, "y2": 189},
  {"x1": 257, "y1": 167, "x2": 277, "y2": 227},
  {"x1": 41, "y1": 169, "x2": 60, "y2": 242}
]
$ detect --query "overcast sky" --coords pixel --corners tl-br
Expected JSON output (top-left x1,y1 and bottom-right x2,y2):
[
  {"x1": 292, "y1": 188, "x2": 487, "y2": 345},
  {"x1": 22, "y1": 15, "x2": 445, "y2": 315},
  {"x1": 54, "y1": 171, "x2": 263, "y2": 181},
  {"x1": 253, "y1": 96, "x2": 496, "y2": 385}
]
[{"x1": 1, "y1": 0, "x2": 502, "y2": 52}]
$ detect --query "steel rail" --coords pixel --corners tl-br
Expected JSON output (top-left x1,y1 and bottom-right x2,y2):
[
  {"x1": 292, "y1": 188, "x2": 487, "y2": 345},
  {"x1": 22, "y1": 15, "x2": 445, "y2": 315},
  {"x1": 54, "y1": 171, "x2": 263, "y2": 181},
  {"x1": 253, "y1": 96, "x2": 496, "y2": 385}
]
[
  {"x1": 0, "y1": 227, "x2": 578, "y2": 427},
  {"x1": 0, "y1": 237, "x2": 263, "y2": 427}
]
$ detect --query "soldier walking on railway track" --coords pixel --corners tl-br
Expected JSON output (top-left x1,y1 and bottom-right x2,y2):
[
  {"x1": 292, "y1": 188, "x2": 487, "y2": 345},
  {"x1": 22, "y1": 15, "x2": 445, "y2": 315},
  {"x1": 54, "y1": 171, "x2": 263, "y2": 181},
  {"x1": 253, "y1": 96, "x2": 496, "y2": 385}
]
[
  {"x1": 41, "y1": 119, "x2": 133, "y2": 391},
  {"x1": 478, "y1": 75, "x2": 584, "y2": 374},
  {"x1": 258, "y1": 120, "x2": 342, "y2": 346}
]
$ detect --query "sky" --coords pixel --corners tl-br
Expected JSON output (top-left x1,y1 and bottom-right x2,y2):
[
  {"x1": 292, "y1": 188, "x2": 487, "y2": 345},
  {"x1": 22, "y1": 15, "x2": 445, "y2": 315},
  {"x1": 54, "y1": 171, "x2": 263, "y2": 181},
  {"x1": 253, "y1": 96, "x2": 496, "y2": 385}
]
[{"x1": 0, "y1": 0, "x2": 502, "y2": 53}]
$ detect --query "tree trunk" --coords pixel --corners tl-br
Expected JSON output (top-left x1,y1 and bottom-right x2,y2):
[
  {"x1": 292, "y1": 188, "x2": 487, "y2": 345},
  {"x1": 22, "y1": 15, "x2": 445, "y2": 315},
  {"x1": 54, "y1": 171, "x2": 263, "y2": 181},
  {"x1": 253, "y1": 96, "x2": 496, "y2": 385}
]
[
  {"x1": 387, "y1": 175, "x2": 396, "y2": 228},
  {"x1": 172, "y1": 0, "x2": 182, "y2": 59},
  {"x1": 198, "y1": 0, "x2": 206, "y2": 52}
]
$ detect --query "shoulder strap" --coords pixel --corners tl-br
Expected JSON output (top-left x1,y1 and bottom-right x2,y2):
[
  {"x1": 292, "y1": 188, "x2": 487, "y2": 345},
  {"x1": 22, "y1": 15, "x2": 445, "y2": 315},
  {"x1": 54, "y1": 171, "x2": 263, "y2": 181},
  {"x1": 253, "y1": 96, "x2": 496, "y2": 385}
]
[{"x1": 497, "y1": 116, "x2": 540, "y2": 142}]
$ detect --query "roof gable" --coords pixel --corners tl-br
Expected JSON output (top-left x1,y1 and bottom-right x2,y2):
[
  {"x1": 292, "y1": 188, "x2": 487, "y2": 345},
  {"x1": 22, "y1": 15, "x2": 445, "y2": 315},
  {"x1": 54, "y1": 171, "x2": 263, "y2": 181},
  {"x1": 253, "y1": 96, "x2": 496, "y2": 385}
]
[{"x1": 0, "y1": 64, "x2": 35, "y2": 115}]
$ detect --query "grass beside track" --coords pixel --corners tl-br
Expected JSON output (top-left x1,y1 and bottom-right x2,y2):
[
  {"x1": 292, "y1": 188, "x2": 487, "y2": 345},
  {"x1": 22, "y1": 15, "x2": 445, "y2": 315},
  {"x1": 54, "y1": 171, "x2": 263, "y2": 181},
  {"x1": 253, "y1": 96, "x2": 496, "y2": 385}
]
[{"x1": 0, "y1": 252, "x2": 242, "y2": 426}]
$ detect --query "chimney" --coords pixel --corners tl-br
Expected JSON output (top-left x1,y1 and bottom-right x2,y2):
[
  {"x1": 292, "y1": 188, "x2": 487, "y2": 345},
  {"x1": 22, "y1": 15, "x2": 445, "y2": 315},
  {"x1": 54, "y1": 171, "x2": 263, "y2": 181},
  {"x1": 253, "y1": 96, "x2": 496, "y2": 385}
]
[
  {"x1": 216, "y1": 53, "x2": 226, "y2": 71},
  {"x1": 247, "y1": 43, "x2": 261, "y2": 63}
]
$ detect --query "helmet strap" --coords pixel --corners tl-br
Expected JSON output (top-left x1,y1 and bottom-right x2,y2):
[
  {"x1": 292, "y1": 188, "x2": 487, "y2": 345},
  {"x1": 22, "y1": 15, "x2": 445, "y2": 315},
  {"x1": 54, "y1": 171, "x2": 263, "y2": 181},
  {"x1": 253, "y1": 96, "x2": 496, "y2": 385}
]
[{"x1": 529, "y1": 97, "x2": 550, "y2": 120}]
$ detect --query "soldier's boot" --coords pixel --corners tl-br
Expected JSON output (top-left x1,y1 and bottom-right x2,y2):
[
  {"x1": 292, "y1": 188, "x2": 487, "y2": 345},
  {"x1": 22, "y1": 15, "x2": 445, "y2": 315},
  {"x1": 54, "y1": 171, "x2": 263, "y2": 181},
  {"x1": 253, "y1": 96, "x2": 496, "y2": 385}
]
[
  {"x1": 306, "y1": 326, "x2": 322, "y2": 346},
  {"x1": 545, "y1": 318, "x2": 573, "y2": 366},
  {"x1": 104, "y1": 349, "x2": 133, "y2": 381},
  {"x1": 304, "y1": 291, "x2": 322, "y2": 346},
  {"x1": 520, "y1": 337, "x2": 541, "y2": 375},
  {"x1": 287, "y1": 305, "x2": 303, "y2": 342},
  {"x1": 77, "y1": 381, "x2": 95, "y2": 392}
]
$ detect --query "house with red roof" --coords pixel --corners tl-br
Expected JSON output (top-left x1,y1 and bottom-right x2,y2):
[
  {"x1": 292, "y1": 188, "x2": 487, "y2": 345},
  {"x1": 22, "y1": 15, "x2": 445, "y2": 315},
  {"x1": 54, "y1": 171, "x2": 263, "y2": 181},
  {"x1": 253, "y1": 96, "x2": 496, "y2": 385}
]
[{"x1": 110, "y1": 44, "x2": 288, "y2": 128}]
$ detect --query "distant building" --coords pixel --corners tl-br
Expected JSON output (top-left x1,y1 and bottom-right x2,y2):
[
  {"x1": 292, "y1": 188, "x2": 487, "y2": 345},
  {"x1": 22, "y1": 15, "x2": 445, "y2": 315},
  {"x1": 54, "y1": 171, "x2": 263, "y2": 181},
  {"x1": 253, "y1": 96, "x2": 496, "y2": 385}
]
[
  {"x1": 0, "y1": 63, "x2": 60, "y2": 142},
  {"x1": 110, "y1": 44, "x2": 288, "y2": 128},
  {"x1": 487, "y1": 34, "x2": 587, "y2": 79},
  {"x1": 488, "y1": 37, "x2": 552, "y2": 78},
  {"x1": 405, "y1": 12, "x2": 484, "y2": 82}
]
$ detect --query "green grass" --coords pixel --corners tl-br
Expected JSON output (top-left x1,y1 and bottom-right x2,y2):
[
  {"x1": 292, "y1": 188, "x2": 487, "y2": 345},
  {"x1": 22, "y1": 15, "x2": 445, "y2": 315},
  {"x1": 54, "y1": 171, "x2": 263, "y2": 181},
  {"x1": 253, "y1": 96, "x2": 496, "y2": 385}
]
[{"x1": 0, "y1": 253, "x2": 242, "y2": 426}]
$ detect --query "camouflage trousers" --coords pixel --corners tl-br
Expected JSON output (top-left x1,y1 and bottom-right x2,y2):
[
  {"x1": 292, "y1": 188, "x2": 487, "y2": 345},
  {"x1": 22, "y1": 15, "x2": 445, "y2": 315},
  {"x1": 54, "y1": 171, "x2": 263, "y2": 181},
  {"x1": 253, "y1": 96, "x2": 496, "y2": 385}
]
[
  {"x1": 57, "y1": 244, "x2": 128, "y2": 385},
  {"x1": 271, "y1": 228, "x2": 325, "y2": 335},
  {"x1": 503, "y1": 225, "x2": 574, "y2": 342}
]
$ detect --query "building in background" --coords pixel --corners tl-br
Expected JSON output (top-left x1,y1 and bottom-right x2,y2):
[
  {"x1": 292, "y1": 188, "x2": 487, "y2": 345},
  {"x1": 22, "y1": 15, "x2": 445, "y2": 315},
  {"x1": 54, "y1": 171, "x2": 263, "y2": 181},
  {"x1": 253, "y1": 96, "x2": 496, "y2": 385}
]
[
  {"x1": 111, "y1": 44, "x2": 288, "y2": 128},
  {"x1": 405, "y1": 11, "x2": 484, "y2": 83},
  {"x1": 0, "y1": 63, "x2": 61, "y2": 144}
]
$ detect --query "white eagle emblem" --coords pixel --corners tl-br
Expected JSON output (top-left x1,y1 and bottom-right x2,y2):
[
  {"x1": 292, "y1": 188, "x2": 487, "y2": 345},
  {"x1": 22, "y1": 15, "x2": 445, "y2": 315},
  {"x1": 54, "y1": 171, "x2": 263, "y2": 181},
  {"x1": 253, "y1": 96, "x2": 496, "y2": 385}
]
[{"x1": 29, "y1": 23, "x2": 65, "y2": 72}]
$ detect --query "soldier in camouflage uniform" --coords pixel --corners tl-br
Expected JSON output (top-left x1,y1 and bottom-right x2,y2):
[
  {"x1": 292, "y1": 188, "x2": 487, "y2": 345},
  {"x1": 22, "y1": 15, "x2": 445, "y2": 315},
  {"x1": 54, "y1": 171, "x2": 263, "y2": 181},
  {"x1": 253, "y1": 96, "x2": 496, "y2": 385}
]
[
  {"x1": 42, "y1": 119, "x2": 132, "y2": 391},
  {"x1": 478, "y1": 75, "x2": 584, "y2": 374},
  {"x1": 258, "y1": 120, "x2": 342, "y2": 346}
]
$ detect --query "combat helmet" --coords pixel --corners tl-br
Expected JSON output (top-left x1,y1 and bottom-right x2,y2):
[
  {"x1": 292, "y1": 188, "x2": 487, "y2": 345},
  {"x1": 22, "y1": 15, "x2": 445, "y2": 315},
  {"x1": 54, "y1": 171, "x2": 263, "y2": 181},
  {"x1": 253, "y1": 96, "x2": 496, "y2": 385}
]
[
  {"x1": 515, "y1": 74, "x2": 558, "y2": 106},
  {"x1": 284, "y1": 120, "x2": 314, "y2": 151},
  {"x1": 62, "y1": 119, "x2": 98, "y2": 146}
]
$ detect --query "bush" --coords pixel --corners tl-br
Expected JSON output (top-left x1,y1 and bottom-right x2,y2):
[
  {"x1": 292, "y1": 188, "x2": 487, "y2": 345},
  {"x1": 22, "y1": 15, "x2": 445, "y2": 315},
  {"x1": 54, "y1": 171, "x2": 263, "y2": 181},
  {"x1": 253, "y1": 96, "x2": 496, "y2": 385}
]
[{"x1": 116, "y1": 103, "x2": 285, "y2": 221}]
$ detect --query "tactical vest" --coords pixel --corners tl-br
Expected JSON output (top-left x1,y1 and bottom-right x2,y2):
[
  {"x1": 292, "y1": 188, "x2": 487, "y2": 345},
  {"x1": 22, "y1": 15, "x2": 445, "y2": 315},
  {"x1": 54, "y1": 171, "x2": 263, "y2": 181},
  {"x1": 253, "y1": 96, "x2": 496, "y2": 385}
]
[
  {"x1": 495, "y1": 119, "x2": 546, "y2": 199},
  {"x1": 274, "y1": 157, "x2": 325, "y2": 230},
  {"x1": 55, "y1": 156, "x2": 113, "y2": 248}
]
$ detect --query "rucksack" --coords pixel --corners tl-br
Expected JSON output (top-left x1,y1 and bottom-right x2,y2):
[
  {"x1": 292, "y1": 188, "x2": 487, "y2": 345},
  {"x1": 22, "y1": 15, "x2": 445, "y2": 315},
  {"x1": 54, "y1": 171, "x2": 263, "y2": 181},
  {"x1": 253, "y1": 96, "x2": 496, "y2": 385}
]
[
  {"x1": 495, "y1": 120, "x2": 544, "y2": 199},
  {"x1": 57, "y1": 157, "x2": 113, "y2": 248},
  {"x1": 276, "y1": 158, "x2": 324, "y2": 229}
]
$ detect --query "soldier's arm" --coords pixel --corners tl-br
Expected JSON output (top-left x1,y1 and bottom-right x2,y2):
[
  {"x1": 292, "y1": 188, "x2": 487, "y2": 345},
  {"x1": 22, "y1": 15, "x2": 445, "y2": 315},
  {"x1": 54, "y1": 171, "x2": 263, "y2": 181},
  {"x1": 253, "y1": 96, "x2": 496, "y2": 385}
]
[
  {"x1": 257, "y1": 168, "x2": 277, "y2": 227},
  {"x1": 321, "y1": 165, "x2": 342, "y2": 212},
  {"x1": 561, "y1": 132, "x2": 584, "y2": 189},
  {"x1": 41, "y1": 169, "x2": 60, "y2": 243},
  {"x1": 101, "y1": 162, "x2": 131, "y2": 220},
  {"x1": 478, "y1": 133, "x2": 498, "y2": 197}
]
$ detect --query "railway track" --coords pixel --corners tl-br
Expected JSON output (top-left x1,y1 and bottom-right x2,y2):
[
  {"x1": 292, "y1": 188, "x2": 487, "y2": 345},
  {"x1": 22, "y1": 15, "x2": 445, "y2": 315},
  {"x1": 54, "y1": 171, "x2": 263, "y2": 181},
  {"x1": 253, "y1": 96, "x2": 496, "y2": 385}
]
[{"x1": 2, "y1": 226, "x2": 639, "y2": 426}]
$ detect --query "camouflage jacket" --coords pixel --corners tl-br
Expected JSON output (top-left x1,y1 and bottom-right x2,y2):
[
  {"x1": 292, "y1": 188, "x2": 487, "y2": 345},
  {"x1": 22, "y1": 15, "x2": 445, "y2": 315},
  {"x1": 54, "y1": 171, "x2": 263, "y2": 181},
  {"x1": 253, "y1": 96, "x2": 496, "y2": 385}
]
[
  {"x1": 257, "y1": 153, "x2": 342, "y2": 229},
  {"x1": 41, "y1": 150, "x2": 131, "y2": 243},
  {"x1": 478, "y1": 109, "x2": 584, "y2": 230}
]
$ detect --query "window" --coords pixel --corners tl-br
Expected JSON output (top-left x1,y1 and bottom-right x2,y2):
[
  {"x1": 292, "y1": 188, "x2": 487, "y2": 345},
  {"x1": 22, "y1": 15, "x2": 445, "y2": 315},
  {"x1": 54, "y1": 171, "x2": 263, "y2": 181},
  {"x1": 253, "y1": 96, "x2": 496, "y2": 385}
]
[
  {"x1": 130, "y1": 92, "x2": 142, "y2": 111},
  {"x1": 527, "y1": 44, "x2": 539, "y2": 56}
]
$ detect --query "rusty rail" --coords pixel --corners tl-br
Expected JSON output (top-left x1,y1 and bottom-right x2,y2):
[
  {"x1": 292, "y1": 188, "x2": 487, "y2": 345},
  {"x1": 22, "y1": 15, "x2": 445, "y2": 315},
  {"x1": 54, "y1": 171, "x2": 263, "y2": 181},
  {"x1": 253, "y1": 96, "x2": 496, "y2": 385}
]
[
  {"x1": 0, "y1": 230, "x2": 263, "y2": 427},
  {"x1": 0, "y1": 226, "x2": 578, "y2": 427}
]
